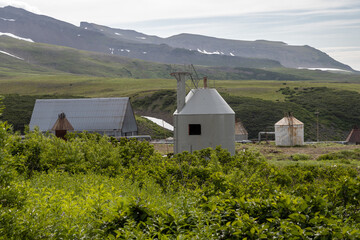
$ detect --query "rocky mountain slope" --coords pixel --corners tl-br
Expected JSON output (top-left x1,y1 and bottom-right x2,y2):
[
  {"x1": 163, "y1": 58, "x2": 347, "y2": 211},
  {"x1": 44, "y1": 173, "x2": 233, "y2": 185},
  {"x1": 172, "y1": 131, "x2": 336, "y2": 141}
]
[
  {"x1": 81, "y1": 22, "x2": 354, "y2": 71},
  {"x1": 0, "y1": 6, "x2": 279, "y2": 69},
  {"x1": 0, "y1": 6, "x2": 354, "y2": 71},
  {"x1": 0, "y1": 36, "x2": 307, "y2": 80}
]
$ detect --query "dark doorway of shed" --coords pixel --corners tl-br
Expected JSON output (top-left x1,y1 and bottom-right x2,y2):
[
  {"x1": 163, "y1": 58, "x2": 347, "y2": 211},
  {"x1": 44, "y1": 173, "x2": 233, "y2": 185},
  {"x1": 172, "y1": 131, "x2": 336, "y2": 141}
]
[{"x1": 55, "y1": 130, "x2": 67, "y2": 140}]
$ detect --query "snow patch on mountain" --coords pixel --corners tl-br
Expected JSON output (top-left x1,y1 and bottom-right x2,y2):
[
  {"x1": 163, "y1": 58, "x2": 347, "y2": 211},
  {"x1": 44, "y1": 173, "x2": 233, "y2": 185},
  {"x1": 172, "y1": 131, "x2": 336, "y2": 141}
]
[
  {"x1": 0, "y1": 32, "x2": 34, "y2": 42},
  {"x1": 0, "y1": 50, "x2": 23, "y2": 60},
  {"x1": 115, "y1": 32, "x2": 122, "y2": 36},
  {"x1": 297, "y1": 67, "x2": 352, "y2": 73},
  {"x1": 197, "y1": 49, "x2": 225, "y2": 55},
  {"x1": 230, "y1": 52, "x2": 235, "y2": 56},
  {"x1": 136, "y1": 37, "x2": 146, "y2": 40},
  {"x1": 0, "y1": 17, "x2": 15, "y2": 21}
]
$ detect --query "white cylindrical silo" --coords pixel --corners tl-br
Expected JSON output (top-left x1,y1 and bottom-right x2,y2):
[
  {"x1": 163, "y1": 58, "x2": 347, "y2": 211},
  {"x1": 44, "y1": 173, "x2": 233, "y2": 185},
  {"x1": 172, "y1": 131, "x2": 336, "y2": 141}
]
[{"x1": 275, "y1": 116, "x2": 304, "y2": 146}]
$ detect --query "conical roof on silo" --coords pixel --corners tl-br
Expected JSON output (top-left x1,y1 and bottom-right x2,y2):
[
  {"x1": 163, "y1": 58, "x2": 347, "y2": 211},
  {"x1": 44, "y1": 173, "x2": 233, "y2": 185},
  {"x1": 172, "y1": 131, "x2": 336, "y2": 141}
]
[
  {"x1": 275, "y1": 116, "x2": 303, "y2": 126},
  {"x1": 174, "y1": 88, "x2": 234, "y2": 115}
]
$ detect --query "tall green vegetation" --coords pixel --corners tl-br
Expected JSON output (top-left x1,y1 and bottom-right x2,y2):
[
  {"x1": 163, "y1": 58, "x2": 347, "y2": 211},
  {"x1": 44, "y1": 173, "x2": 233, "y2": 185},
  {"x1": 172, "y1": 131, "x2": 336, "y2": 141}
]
[{"x1": 0, "y1": 126, "x2": 359, "y2": 239}]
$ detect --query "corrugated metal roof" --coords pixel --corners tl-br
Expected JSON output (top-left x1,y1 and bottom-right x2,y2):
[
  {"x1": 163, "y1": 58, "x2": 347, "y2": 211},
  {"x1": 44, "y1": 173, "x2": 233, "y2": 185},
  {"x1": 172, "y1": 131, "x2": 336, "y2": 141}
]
[
  {"x1": 175, "y1": 88, "x2": 235, "y2": 115},
  {"x1": 275, "y1": 116, "x2": 303, "y2": 126},
  {"x1": 30, "y1": 98, "x2": 131, "y2": 132}
]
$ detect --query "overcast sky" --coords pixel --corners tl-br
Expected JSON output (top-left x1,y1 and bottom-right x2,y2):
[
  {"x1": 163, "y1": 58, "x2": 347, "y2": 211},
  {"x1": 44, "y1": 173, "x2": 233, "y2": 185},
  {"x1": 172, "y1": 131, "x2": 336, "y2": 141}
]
[{"x1": 1, "y1": 0, "x2": 360, "y2": 70}]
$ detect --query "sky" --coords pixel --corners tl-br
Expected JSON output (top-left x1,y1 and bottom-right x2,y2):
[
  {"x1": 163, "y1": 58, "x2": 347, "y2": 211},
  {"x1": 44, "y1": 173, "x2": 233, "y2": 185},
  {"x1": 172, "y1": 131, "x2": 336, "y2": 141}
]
[{"x1": 1, "y1": 0, "x2": 360, "y2": 70}]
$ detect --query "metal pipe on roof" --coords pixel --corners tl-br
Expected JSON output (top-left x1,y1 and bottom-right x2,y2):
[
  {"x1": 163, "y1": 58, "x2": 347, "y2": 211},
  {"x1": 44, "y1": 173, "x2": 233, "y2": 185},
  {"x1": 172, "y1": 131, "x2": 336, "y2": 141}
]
[
  {"x1": 171, "y1": 72, "x2": 191, "y2": 113},
  {"x1": 203, "y1": 76, "x2": 208, "y2": 88}
]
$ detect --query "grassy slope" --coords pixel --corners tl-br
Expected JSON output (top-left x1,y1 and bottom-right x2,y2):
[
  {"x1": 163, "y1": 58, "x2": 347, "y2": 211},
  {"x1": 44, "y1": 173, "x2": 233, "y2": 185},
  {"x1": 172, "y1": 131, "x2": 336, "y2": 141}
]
[
  {"x1": 1, "y1": 36, "x2": 360, "y2": 82},
  {"x1": 1, "y1": 76, "x2": 360, "y2": 101}
]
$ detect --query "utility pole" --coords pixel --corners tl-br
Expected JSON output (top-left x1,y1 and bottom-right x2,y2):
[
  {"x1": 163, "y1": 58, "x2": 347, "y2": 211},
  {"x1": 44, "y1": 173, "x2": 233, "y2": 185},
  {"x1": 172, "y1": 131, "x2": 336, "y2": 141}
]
[{"x1": 315, "y1": 111, "x2": 319, "y2": 142}]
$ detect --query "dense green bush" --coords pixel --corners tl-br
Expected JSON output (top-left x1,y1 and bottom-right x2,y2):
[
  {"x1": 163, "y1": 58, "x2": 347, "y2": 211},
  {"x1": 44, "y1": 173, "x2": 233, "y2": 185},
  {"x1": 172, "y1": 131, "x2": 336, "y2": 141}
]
[{"x1": 0, "y1": 125, "x2": 359, "y2": 239}]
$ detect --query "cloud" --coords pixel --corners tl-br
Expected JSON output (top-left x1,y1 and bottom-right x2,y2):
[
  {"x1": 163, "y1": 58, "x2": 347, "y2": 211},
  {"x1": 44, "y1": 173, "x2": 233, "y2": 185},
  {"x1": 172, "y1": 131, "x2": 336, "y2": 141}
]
[
  {"x1": 0, "y1": 0, "x2": 41, "y2": 14},
  {"x1": 11, "y1": 0, "x2": 357, "y2": 25},
  {"x1": 108, "y1": 0, "x2": 360, "y2": 22},
  {"x1": 320, "y1": 47, "x2": 360, "y2": 70}
]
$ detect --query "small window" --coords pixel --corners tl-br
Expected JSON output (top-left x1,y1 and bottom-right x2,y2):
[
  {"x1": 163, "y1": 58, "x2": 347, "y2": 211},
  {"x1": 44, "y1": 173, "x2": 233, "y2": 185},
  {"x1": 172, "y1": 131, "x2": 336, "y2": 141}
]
[{"x1": 189, "y1": 124, "x2": 201, "y2": 135}]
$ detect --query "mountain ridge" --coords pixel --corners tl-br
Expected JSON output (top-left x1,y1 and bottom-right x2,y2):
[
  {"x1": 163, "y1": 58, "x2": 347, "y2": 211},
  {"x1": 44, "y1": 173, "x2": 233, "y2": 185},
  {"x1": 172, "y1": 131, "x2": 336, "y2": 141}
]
[
  {"x1": 0, "y1": 35, "x2": 310, "y2": 81},
  {"x1": 0, "y1": 6, "x2": 354, "y2": 72},
  {"x1": 0, "y1": 6, "x2": 280, "y2": 69},
  {"x1": 79, "y1": 22, "x2": 353, "y2": 71}
]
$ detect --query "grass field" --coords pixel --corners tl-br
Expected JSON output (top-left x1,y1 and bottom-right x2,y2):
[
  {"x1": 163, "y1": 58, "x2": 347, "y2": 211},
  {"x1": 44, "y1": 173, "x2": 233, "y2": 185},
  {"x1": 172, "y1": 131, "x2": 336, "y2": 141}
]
[{"x1": 1, "y1": 74, "x2": 360, "y2": 101}]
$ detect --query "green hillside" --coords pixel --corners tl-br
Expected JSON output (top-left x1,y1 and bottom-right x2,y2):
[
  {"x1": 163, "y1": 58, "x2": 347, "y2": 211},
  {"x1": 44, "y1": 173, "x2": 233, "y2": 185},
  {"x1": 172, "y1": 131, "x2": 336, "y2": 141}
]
[{"x1": 1, "y1": 36, "x2": 360, "y2": 81}]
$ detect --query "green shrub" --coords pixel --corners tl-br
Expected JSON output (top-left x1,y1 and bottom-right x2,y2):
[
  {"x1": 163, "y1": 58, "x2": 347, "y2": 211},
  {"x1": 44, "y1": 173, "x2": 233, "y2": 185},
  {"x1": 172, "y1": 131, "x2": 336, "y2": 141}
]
[{"x1": 290, "y1": 153, "x2": 311, "y2": 161}]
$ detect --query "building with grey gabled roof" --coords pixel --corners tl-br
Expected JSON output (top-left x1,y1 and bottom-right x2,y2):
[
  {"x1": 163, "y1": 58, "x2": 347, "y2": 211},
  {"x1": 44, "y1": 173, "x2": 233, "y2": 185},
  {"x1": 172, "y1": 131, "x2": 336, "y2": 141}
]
[{"x1": 29, "y1": 97, "x2": 138, "y2": 137}]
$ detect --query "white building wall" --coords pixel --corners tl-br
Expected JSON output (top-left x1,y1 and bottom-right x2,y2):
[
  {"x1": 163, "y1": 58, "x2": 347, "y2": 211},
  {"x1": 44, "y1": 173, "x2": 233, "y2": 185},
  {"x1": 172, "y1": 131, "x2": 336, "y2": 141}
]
[
  {"x1": 275, "y1": 124, "x2": 304, "y2": 146},
  {"x1": 174, "y1": 114, "x2": 235, "y2": 155}
]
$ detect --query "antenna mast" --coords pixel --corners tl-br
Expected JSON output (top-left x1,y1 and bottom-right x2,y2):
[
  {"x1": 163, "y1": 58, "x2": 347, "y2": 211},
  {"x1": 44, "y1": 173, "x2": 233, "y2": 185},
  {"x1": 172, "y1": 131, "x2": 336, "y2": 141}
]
[{"x1": 190, "y1": 64, "x2": 200, "y2": 88}]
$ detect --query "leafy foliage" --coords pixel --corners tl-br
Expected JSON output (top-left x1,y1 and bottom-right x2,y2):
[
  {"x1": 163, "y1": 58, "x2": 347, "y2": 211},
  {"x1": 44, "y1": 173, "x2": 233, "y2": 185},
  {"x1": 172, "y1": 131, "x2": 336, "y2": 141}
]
[{"x1": 0, "y1": 125, "x2": 360, "y2": 239}]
